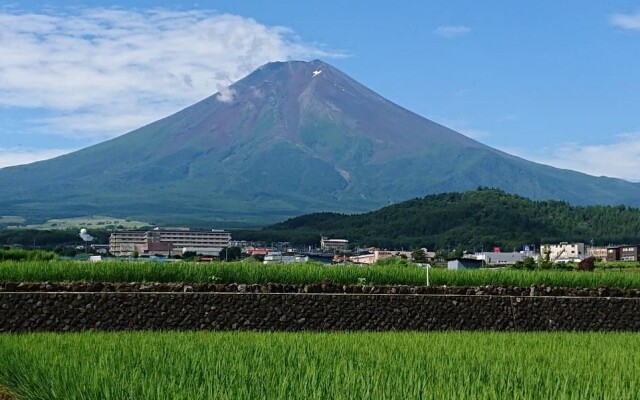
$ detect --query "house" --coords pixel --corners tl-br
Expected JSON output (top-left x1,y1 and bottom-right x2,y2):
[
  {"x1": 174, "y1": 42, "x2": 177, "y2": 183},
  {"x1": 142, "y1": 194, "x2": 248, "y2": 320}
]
[
  {"x1": 620, "y1": 245, "x2": 640, "y2": 261},
  {"x1": 447, "y1": 258, "x2": 483, "y2": 270},
  {"x1": 606, "y1": 245, "x2": 640, "y2": 262},
  {"x1": 606, "y1": 246, "x2": 621, "y2": 262},
  {"x1": 469, "y1": 251, "x2": 537, "y2": 266}
]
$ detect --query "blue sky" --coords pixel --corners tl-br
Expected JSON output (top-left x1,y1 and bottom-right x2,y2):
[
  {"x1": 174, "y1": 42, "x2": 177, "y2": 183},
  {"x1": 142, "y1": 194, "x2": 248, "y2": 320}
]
[{"x1": 1, "y1": 1, "x2": 639, "y2": 179}]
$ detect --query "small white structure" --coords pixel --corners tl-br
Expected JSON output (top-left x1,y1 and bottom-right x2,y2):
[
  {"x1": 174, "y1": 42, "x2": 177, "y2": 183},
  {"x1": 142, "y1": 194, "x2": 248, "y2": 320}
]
[{"x1": 469, "y1": 252, "x2": 538, "y2": 266}]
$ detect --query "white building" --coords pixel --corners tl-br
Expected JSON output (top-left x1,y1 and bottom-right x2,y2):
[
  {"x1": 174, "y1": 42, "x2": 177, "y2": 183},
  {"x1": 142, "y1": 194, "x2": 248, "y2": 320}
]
[
  {"x1": 109, "y1": 227, "x2": 231, "y2": 257},
  {"x1": 541, "y1": 242, "x2": 585, "y2": 262},
  {"x1": 470, "y1": 251, "x2": 539, "y2": 266}
]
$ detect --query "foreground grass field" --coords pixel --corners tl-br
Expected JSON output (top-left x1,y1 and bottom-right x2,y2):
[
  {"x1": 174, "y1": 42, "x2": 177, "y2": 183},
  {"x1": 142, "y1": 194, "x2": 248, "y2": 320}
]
[
  {"x1": 3, "y1": 259, "x2": 640, "y2": 288},
  {"x1": 0, "y1": 331, "x2": 639, "y2": 399}
]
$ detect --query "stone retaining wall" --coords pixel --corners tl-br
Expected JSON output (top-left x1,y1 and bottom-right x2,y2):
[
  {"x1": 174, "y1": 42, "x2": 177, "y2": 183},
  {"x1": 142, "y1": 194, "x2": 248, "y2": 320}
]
[
  {"x1": 3, "y1": 282, "x2": 640, "y2": 297},
  {"x1": 2, "y1": 292, "x2": 640, "y2": 332}
]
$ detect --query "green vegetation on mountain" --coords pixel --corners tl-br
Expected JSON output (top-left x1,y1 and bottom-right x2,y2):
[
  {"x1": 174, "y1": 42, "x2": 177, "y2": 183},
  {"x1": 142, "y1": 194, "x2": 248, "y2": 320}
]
[
  {"x1": 1, "y1": 61, "x2": 640, "y2": 226},
  {"x1": 235, "y1": 188, "x2": 640, "y2": 249}
]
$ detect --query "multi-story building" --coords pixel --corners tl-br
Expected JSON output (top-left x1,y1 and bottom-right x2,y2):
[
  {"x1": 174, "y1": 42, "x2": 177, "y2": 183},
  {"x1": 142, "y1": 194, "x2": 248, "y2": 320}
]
[
  {"x1": 607, "y1": 245, "x2": 640, "y2": 262},
  {"x1": 320, "y1": 236, "x2": 349, "y2": 252},
  {"x1": 620, "y1": 245, "x2": 640, "y2": 261},
  {"x1": 108, "y1": 230, "x2": 146, "y2": 256},
  {"x1": 587, "y1": 246, "x2": 608, "y2": 261},
  {"x1": 109, "y1": 227, "x2": 231, "y2": 257},
  {"x1": 541, "y1": 242, "x2": 585, "y2": 262},
  {"x1": 607, "y1": 246, "x2": 621, "y2": 262}
]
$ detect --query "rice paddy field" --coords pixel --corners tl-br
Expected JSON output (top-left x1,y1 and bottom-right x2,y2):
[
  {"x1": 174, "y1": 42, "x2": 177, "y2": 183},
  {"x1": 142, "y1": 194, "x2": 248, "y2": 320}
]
[
  {"x1": 0, "y1": 331, "x2": 638, "y2": 399},
  {"x1": 3, "y1": 259, "x2": 640, "y2": 288}
]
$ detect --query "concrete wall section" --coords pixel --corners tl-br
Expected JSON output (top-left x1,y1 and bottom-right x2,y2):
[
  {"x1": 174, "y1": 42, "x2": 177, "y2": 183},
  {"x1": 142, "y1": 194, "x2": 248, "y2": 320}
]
[{"x1": 2, "y1": 292, "x2": 640, "y2": 332}]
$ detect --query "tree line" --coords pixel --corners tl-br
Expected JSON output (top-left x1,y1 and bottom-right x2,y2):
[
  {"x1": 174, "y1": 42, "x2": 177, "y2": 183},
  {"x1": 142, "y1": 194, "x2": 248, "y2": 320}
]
[{"x1": 232, "y1": 188, "x2": 640, "y2": 250}]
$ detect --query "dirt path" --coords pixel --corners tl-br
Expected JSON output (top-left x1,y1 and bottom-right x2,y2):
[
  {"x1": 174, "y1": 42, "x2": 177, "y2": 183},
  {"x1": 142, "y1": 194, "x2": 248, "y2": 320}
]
[{"x1": 0, "y1": 385, "x2": 16, "y2": 400}]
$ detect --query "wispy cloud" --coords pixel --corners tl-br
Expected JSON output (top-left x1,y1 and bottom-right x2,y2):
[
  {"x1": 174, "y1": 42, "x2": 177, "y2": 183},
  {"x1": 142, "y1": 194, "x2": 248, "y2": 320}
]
[
  {"x1": 610, "y1": 11, "x2": 640, "y2": 31},
  {"x1": 432, "y1": 117, "x2": 490, "y2": 141},
  {"x1": 0, "y1": 8, "x2": 346, "y2": 140},
  {"x1": 504, "y1": 132, "x2": 640, "y2": 181},
  {"x1": 435, "y1": 25, "x2": 471, "y2": 38},
  {"x1": 0, "y1": 147, "x2": 74, "y2": 168}
]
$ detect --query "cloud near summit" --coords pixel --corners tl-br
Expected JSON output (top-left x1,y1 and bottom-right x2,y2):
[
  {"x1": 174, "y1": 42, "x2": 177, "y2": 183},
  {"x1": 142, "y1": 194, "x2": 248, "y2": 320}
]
[{"x1": 0, "y1": 8, "x2": 345, "y2": 140}]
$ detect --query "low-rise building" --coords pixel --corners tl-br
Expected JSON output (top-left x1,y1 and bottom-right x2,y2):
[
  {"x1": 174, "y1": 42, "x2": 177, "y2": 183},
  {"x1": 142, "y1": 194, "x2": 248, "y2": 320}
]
[
  {"x1": 447, "y1": 258, "x2": 483, "y2": 270},
  {"x1": 469, "y1": 251, "x2": 537, "y2": 266},
  {"x1": 347, "y1": 249, "x2": 419, "y2": 264},
  {"x1": 620, "y1": 245, "x2": 640, "y2": 261},
  {"x1": 263, "y1": 252, "x2": 309, "y2": 264}
]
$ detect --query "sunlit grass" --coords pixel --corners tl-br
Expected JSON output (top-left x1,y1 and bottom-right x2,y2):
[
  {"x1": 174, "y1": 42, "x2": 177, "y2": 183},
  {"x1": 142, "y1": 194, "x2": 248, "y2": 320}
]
[
  {"x1": 0, "y1": 331, "x2": 639, "y2": 399},
  {"x1": 2, "y1": 259, "x2": 640, "y2": 288}
]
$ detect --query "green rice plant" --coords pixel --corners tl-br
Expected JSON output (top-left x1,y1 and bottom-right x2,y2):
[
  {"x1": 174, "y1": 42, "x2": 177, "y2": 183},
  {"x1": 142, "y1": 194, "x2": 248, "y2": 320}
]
[
  {"x1": 2, "y1": 259, "x2": 640, "y2": 288},
  {"x1": 596, "y1": 261, "x2": 640, "y2": 269},
  {"x1": 0, "y1": 249, "x2": 56, "y2": 262},
  {"x1": 1, "y1": 331, "x2": 639, "y2": 399}
]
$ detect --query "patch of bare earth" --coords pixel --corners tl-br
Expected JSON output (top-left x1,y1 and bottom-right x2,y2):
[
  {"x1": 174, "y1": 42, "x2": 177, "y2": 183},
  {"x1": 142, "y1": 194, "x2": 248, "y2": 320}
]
[{"x1": 0, "y1": 385, "x2": 16, "y2": 400}]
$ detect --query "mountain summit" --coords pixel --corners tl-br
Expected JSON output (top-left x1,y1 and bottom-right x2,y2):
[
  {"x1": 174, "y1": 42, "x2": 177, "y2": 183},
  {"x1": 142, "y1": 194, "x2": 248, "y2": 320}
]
[{"x1": 2, "y1": 60, "x2": 640, "y2": 226}]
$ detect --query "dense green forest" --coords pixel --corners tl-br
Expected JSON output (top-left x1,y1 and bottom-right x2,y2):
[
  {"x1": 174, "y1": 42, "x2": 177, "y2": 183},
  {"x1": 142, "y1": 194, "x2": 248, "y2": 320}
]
[
  {"x1": 233, "y1": 188, "x2": 640, "y2": 250},
  {"x1": 3, "y1": 189, "x2": 640, "y2": 251}
]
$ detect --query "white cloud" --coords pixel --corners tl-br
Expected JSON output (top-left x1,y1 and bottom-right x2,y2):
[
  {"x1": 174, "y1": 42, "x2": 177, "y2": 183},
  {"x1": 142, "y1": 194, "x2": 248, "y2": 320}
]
[
  {"x1": 610, "y1": 11, "x2": 640, "y2": 31},
  {"x1": 0, "y1": 8, "x2": 345, "y2": 139},
  {"x1": 435, "y1": 25, "x2": 471, "y2": 38},
  {"x1": 431, "y1": 116, "x2": 490, "y2": 141},
  {"x1": 216, "y1": 84, "x2": 236, "y2": 103},
  {"x1": 0, "y1": 147, "x2": 74, "y2": 168},
  {"x1": 503, "y1": 132, "x2": 640, "y2": 181}
]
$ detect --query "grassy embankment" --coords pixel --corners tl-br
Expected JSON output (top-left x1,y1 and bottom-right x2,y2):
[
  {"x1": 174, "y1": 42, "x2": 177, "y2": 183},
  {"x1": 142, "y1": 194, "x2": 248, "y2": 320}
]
[
  {"x1": 2, "y1": 259, "x2": 640, "y2": 288},
  {"x1": 0, "y1": 331, "x2": 639, "y2": 399}
]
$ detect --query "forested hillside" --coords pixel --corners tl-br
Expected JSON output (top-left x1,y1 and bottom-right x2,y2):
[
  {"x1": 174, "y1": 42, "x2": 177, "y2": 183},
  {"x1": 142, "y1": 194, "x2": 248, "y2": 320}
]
[{"x1": 234, "y1": 189, "x2": 640, "y2": 250}]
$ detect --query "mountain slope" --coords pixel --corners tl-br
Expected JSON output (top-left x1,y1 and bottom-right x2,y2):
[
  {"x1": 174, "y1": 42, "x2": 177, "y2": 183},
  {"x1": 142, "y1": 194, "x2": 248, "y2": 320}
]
[
  {"x1": 1, "y1": 60, "x2": 640, "y2": 226},
  {"x1": 236, "y1": 189, "x2": 640, "y2": 249}
]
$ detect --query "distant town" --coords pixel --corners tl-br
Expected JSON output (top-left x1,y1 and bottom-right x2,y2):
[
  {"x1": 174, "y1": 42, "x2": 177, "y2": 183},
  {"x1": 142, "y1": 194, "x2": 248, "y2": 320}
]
[{"x1": 98, "y1": 227, "x2": 640, "y2": 269}]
